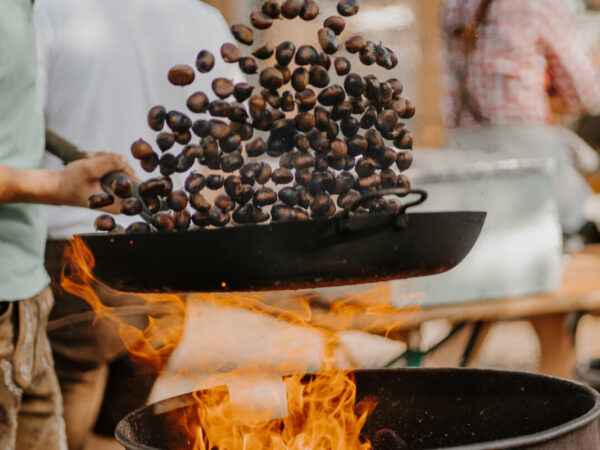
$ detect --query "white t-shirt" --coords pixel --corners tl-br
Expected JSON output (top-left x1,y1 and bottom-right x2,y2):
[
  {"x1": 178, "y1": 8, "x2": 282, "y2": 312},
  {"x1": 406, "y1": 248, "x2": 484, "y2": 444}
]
[{"x1": 35, "y1": 0, "x2": 245, "y2": 239}]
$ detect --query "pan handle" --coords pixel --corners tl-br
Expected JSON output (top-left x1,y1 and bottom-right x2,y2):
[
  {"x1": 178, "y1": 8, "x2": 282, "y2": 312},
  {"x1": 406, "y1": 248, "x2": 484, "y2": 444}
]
[
  {"x1": 45, "y1": 129, "x2": 153, "y2": 224},
  {"x1": 45, "y1": 129, "x2": 88, "y2": 163},
  {"x1": 342, "y1": 188, "x2": 428, "y2": 230}
]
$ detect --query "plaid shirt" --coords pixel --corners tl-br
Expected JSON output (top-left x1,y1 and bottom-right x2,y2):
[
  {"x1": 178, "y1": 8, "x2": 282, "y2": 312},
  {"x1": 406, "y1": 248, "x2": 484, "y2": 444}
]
[{"x1": 442, "y1": 0, "x2": 600, "y2": 128}]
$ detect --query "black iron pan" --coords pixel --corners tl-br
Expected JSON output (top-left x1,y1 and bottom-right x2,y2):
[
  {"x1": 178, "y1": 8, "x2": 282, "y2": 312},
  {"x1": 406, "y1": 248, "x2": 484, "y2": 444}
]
[
  {"x1": 78, "y1": 204, "x2": 485, "y2": 293},
  {"x1": 46, "y1": 130, "x2": 486, "y2": 293}
]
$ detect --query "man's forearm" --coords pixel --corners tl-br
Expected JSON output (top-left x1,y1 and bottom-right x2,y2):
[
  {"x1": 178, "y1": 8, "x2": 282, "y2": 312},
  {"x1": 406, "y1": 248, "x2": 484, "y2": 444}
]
[{"x1": 0, "y1": 165, "x2": 62, "y2": 205}]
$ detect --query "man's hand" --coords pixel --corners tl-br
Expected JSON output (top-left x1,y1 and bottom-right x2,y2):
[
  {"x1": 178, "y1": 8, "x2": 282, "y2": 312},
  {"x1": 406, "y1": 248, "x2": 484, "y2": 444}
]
[
  {"x1": 0, "y1": 154, "x2": 134, "y2": 212},
  {"x1": 56, "y1": 154, "x2": 133, "y2": 213}
]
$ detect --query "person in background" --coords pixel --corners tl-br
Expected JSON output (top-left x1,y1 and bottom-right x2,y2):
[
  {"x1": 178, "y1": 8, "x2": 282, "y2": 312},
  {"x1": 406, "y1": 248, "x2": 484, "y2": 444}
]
[
  {"x1": 34, "y1": 0, "x2": 244, "y2": 448},
  {"x1": 441, "y1": 0, "x2": 600, "y2": 237},
  {"x1": 0, "y1": 1, "x2": 132, "y2": 449}
]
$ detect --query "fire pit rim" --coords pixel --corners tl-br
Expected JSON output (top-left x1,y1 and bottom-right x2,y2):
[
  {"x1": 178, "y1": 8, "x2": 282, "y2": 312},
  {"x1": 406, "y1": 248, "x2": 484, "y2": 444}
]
[
  {"x1": 114, "y1": 368, "x2": 600, "y2": 450},
  {"x1": 421, "y1": 368, "x2": 600, "y2": 449}
]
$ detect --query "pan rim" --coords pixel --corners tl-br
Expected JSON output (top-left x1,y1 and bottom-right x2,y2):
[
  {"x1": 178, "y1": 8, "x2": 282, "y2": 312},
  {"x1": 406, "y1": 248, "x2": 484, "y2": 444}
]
[{"x1": 78, "y1": 210, "x2": 487, "y2": 240}]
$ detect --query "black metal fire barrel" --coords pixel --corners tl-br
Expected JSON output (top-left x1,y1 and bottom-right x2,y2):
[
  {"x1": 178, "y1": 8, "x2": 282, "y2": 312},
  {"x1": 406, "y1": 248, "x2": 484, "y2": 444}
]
[{"x1": 115, "y1": 368, "x2": 600, "y2": 449}]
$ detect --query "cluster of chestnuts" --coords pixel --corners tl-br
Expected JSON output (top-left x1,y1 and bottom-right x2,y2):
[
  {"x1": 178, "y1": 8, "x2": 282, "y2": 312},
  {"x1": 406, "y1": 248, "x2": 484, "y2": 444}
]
[{"x1": 91, "y1": 0, "x2": 416, "y2": 234}]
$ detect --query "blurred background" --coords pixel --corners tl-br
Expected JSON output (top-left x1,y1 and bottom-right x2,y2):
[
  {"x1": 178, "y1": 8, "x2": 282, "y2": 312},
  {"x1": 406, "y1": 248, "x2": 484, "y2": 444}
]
[{"x1": 205, "y1": 0, "x2": 600, "y2": 150}]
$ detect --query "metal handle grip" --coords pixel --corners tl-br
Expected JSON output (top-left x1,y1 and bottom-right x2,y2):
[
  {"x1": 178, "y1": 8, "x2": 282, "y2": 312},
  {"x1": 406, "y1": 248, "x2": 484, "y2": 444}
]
[
  {"x1": 348, "y1": 188, "x2": 428, "y2": 215},
  {"x1": 339, "y1": 188, "x2": 428, "y2": 231}
]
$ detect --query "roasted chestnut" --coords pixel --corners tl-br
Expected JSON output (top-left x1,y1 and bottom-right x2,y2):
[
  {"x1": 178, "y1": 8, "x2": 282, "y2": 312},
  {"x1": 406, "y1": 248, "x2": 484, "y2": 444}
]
[
  {"x1": 231, "y1": 24, "x2": 255, "y2": 45},
  {"x1": 318, "y1": 27, "x2": 338, "y2": 54},
  {"x1": 187, "y1": 92, "x2": 209, "y2": 113},
  {"x1": 334, "y1": 57, "x2": 351, "y2": 76},
  {"x1": 337, "y1": 0, "x2": 359, "y2": 17},
  {"x1": 324, "y1": 16, "x2": 345, "y2": 35},
  {"x1": 271, "y1": 167, "x2": 294, "y2": 184},
  {"x1": 168, "y1": 64, "x2": 195, "y2": 86},
  {"x1": 131, "y1": 139, "x2": 154, "y2": 160},
  {"x1": 396, "y1": 150, "x2": 413, "y2": 171},
  {"x1": 295, "y1": 112, "x2": 315, "y2": 132},
  {"x1": 262, "y1": 0, "x2": 280, "y2": 18},
  {"x1": 185, "y1": 172, "x2": 206, "y2": 194},
  {"x1": 275, "y1": 41, "x2": 296, "y2": 66},
  {"x1": 111, "y1": 176, "x2": 134, "y2": 199},
  {"x1": 221, "y1": 151, "x2": 245, "y2": 173},
  {"x1": 340, "y1": 116, "x2": 360, "y2": 137},
  {"x1": 281, "y1": 0, "x2": 303, "y2": 19},
  {"x1": 152, "y1": 212, "x2": 175, "y2": 232},
  {"x1": 345, "y1": 35, "x2": 366, "y2": 53},
  {"x1": 308, "y1": 65, "x2": 330, "y2": 89},
  {"x1": 359, "y1": 41, "x2": 376, "y2": 66},
  {"x1": 88, "y1": 193, "x2": 115, "y2": 210},
  {"x1": 250, "y1": 10, "x2": 274, "y2": 29},
  {"x1": 126, "y1": 222, "x2": 151, "y2": 234},
  {"x1": 94, "y1": 214, "x2": 116, "y2": 231},
  {"x1": 221, "y1": 43, "x2": 242, "y2": 63},
  {"x1": 317, "y1": 85, "x2": 345, "y2": 106},
  {"x1": 174, "y1": 209, "x2": 191, "y2": 231},
  {"x1": 140, "y1": 153, "x2": 159, "y2": 173},
  {"x1": 233, "y1": 83, "x2": 255, "y2": 103},
  {"x1": 156, "y1": 132, "x2": 175, "y2": 152},
  {"x1": 147, "y1": 106, "x2": 166, "y2": 131},
  {"x1": 253, "y1": 43, "x2": 275, "y2": 59},
  {"x1": 295, "y1": 88, "x2": 317, "y2": 112},
  {"x1": 300, "y1": 0, "x2": 319, "y2": 20},
  {"x1": 295, "y1": 45, "x2": 319, "y2": 66},
  {"x1": 259, "y1": 67, "x2": 285, "y2": 90},
  {"x1": 166, "y1": 110, "x2": 192, "y2": 132},
  {"x1": 291, "y1": 67, "x2": 309, "y2": 91},
  {"x1": 196, "y1": 50, "x2": 215, "y2": 73},
  {"x1": 239, "y1": 57, "x2": 258, "y2": 74},
  {"x1": 253, "y1": 187, "x2": 277, "y2": 207}
]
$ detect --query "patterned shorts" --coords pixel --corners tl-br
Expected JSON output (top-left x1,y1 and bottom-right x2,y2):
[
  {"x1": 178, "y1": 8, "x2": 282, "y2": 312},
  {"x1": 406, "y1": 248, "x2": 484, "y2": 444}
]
[{"x1": 0, "y1": 286, "x2": 67, "y2": 450}]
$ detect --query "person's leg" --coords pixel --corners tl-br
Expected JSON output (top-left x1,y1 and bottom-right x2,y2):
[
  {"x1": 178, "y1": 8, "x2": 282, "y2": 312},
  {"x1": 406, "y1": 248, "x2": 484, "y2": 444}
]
[
  {"x1": 12, "y1": 286, "x2": 67, "y2": 450},
  {"x1": 15, "y1": 359, "x2": 67, "y2": 450},
  {"x1": 90, "y1": 288, "x2": 186, "y2": 442},
  {"x1": 52, "y1": 357, "x2": 108, "y2": 450},
  {"x1": 0, "y1": 301, "x2": 21, "y2": 449},
  {"x1": 93, "y1": 354, "x2": 160, "y2": 438},
  {"x1": 45, "y1": 240, "x2": 121, "y2": 450},
  {"x1": 85, "y1": 434, "x2": 122, "y2": 450}
]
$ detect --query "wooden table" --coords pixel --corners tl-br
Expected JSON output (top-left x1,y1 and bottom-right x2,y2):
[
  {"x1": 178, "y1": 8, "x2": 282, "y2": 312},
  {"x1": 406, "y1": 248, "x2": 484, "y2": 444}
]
[
  {"x1": 395, "y1": 245, "x2": 600, "y2": 378},
  {"x1": 255, "y1": 245, "x2": 600, "y2": 379}
]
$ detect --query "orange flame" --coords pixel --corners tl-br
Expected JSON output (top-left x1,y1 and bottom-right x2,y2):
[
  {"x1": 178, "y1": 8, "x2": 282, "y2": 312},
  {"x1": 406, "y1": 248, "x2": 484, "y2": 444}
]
[
  {"x1": 61, "y1": 236, "x2": 421, "y2": 449},
  {"x1": 61, "y1": 236, "x2": 186, "y2": 371},
  {"x1": 189, "y1": 372, "x2": 376, "y2": 450}
]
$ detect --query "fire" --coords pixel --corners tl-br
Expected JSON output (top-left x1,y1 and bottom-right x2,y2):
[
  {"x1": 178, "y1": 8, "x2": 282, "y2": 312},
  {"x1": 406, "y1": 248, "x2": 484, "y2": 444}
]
[
  {"x1": 61, "y1": 236, "x2": 421, "y2": 449},
  {"x1": 191, "y1": 372, "x2": 375, "y2": 450},
  {"x1": 61, "y1": 236, "x2": 186, "y2": 370}
]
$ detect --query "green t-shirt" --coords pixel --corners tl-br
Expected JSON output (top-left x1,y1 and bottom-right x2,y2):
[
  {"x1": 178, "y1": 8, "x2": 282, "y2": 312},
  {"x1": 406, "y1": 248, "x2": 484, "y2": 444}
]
[{"x1": 0, "y1": 0, "x2": 49, "y2": 301}]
